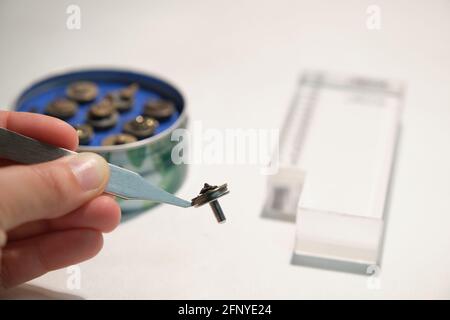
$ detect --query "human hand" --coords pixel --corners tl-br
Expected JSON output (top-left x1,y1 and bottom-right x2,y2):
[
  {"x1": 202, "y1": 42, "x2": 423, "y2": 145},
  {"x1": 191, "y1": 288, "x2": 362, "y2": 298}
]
[{"x1": 0, "y1": 111, "x2": 121, "y2": 288}]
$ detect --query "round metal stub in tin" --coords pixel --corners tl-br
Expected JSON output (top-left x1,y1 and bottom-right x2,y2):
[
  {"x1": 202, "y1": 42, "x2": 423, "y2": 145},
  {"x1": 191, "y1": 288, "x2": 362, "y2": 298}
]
[
  {"x1": 106, "y1": 83, "x2": 139, "y2": 113},
  {"x1": 102, "y1": 133, "x2": 137, "y2": 146},
  {"x1": 14, "y1": 69, "x2": 188, "y2": 213},
  {"x1": 143, "y1": 99, "x2": 175, "y2": 121},
  {"x1": 123, "y1": 115, "x2": 158, "y2": 139},
  {"x1": 87, "y1": 100, "x2": 119, "y2": 130},
  {"x1": 66, "y1": 81, "x2": 98, "y2": 103},
  {"x1": 45, "y1": 98, "x2": 78, "y2": 119},
  {"x1": 74, "y1": 124, "x2": 94, "y2": 145}
]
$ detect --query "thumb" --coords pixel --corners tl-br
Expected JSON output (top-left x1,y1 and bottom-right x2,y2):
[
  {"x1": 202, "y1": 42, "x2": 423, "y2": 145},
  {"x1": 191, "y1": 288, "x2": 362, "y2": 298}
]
[{"x1": 0, "y1": 153, "x2": 109, "y2": 231}]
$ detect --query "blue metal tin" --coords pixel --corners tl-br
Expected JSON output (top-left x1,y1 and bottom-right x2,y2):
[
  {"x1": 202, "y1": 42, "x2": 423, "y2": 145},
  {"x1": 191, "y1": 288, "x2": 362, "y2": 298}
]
[{"x1": 14, "y1": 68, "x2": 188, "y2": 212}]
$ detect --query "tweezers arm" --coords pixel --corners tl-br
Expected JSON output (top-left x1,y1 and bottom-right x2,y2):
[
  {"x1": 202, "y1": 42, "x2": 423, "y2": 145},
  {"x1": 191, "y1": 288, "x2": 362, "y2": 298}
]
[
  {"x1": 0, "y1": 127, "x2": 74, "y2": 163},
  {"x1": 108, "y1": 165, "x2": 192, "y2": 207},
  {"x1": 0, "y1": 128, "x2": 192, "y2": 208}
]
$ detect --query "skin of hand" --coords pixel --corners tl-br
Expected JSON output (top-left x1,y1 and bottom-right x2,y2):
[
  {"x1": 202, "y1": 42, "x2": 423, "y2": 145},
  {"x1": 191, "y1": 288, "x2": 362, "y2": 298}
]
[{"x1": 0, "y1": 111, "x2": 121, "y2": 288}]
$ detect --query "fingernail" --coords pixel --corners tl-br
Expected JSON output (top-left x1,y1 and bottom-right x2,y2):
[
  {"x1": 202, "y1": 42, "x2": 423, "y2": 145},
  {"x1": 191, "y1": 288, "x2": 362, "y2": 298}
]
[
  {"x1": 68, "y1": 153, "x2": 109, "y2": 191},
  {"x1": 0, "y1": 229, "x2": 6, "y2": 248}
]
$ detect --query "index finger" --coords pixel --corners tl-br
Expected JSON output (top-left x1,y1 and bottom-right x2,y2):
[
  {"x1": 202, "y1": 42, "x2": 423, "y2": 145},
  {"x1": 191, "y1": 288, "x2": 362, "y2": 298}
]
[{"x1": 0, "y1": 111, "x2": 79, "y2": 151}]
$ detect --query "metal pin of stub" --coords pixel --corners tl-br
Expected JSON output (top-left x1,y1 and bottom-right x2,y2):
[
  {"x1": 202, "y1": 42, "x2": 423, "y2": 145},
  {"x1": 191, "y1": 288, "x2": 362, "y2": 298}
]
[{"x1": 191, "y1": 183, "x2": 229, "y2": 223}]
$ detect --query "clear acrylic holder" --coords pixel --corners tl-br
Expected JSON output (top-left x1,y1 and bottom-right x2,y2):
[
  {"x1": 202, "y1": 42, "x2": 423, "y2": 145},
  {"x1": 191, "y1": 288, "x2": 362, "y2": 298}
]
[{"x1": 263, "y1": 71, "x2": 404, "y2": 273}]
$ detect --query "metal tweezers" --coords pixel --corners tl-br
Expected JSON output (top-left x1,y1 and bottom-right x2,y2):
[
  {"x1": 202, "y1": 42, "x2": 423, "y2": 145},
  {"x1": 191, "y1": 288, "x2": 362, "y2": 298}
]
[{"x1": 0, "y1": 127, "x2": 192, "y2": 208}]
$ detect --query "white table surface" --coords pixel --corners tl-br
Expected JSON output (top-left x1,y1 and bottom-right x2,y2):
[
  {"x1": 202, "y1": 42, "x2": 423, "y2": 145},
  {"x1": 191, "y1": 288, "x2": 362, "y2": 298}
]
[{"x1": 0, "y1": 0, "x2": 449, "y2": 299}]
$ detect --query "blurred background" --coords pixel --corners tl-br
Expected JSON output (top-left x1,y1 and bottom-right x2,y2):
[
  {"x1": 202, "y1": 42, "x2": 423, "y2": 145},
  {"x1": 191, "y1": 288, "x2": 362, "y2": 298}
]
[{"x1": 0, "y1": 0, "x2": 449, "y2": 299}]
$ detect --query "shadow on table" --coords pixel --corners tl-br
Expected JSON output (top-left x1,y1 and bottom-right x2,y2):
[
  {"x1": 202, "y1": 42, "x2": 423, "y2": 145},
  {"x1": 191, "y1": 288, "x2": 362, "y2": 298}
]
[{"x1": 0, "y1": 284, "x2": 84, "y2": 300}]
